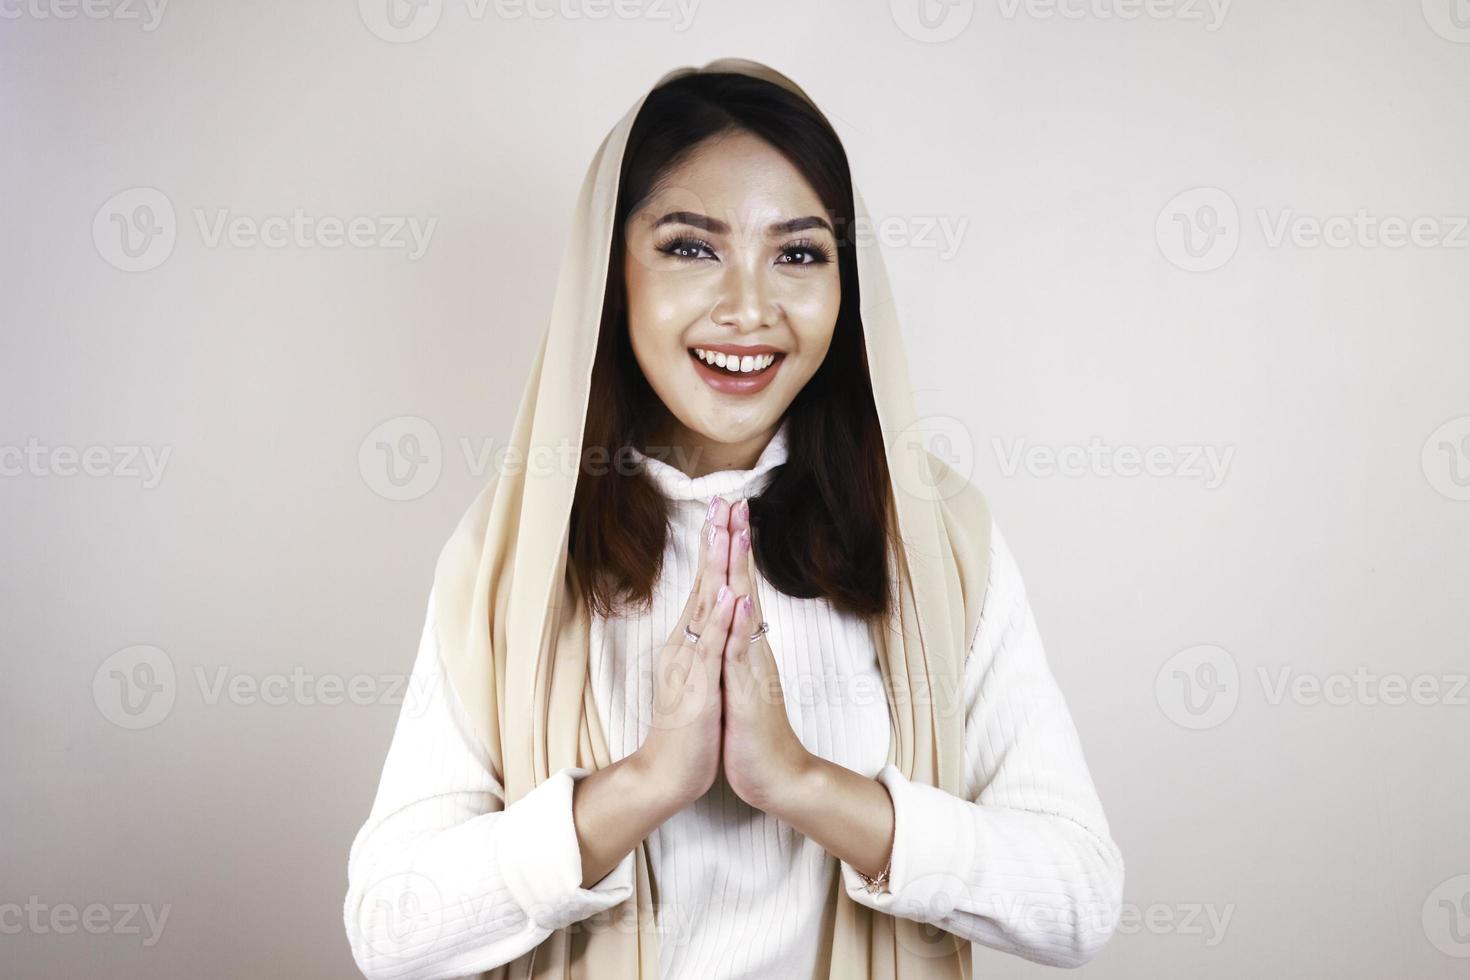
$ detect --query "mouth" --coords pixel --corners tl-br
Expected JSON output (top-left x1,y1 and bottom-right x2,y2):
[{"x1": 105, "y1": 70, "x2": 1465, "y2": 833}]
[{"x1": 687, "y1": 346, "x2": 786, "y2": 395}]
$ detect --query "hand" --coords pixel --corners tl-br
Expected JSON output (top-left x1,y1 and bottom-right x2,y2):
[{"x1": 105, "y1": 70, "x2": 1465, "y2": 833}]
[
  {"x1": 636, "y1": 496, "x2": 736, "y2": 808},
  {"x1": 719, "y1": 496, "x2": 815, "y2": 812}
]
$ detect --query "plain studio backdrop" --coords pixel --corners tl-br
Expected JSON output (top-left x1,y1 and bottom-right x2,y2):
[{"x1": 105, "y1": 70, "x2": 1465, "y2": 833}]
[{"x1": 3, "y1": 2, "x2": 1468, "y2": 977}]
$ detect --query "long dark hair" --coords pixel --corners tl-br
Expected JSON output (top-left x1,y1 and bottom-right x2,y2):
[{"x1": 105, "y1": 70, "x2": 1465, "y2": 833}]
[{"x1": 568, "y1": 71, "x2": 896, "y2": 621}]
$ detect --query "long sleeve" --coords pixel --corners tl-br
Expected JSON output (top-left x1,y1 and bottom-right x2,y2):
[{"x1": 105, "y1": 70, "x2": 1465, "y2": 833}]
[
  {"x1": 838, "y1": 520, "x2": 1126, "y2": 968},
  {"x1": 343, "y1": 588, "x2": 637, "y2": 980}
]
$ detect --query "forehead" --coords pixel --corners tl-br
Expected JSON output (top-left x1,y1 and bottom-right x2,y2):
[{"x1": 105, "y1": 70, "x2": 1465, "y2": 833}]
[{"x1": 636, "y1": 130, "x2": 828, "y2": 230}]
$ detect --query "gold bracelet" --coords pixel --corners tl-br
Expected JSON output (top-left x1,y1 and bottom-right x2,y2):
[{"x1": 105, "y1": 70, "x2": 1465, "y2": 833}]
[{"x1": 856, "y1": 858, "x2": 891, "y2": 894}]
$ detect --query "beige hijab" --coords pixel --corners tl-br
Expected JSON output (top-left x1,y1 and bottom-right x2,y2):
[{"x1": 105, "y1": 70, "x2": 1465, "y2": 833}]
[{"x1": 431, "y1": 57, "x2": 993, "y2": 979}]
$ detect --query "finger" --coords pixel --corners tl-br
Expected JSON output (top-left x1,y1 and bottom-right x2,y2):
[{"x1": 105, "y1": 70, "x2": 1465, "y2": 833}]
[
  {"x1": 721, "y1": 593, "x2": 759, "y2": 715},
  {"x1": 657, "y1": 582, "x2": 733, "y2": 733},
  {"x1": 681, "y1": 496, "x2": 730, "y2": 643},
  {"x1": 743, "y1": 541, "x2": 769, "y2": 658},
  {"x1": 725, "y1": 592, "x2": 754, "y2": 667},
  {"x1": 687, "y1": 495, "x2": 720, "y2": 598},
  {"x1": 654, "y1": 594, "x2": 727, "y2": 733},
  {"x1": 694, "y1": 583, "x2": 735, "y2": 667},
  {"x1": 727, "y1": 497, "x2": 763, "y2": 637}
]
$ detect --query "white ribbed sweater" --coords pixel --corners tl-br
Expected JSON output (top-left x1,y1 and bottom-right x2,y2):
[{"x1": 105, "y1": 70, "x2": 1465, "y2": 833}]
[{"x1": 344, "y1": 420, "x2": 1125, "y2": 979}]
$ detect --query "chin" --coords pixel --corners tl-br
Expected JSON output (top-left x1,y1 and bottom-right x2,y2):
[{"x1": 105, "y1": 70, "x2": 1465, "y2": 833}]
[{"x1": 697, "y1": 406, "x2": 788, "y2": 440}]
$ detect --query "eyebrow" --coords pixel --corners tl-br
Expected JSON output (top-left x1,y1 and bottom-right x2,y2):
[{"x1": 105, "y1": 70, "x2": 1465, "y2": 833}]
[{"x1": 651, "y1": 210, "x2": 835, "y2": 237}]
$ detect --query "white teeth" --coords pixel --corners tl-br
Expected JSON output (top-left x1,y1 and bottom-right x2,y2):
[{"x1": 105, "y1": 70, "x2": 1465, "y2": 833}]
[{"x1": 693, "y1": 348, "x2": 777, "y2": 374}]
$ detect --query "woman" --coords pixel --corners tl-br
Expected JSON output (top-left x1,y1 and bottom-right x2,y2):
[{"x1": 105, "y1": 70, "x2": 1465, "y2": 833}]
[{"x1": 344, "y1": 58, "x2": 1124, "y2": 980}]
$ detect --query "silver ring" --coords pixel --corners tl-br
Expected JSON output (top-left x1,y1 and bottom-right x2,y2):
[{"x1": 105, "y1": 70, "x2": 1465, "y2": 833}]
[{"x1": 685, "y1": 622, "x2": 766, "y2": 644}]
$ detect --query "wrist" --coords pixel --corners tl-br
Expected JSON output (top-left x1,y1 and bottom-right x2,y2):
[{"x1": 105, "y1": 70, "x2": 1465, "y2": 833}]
[
  {"x1": 759, "y1": 746, "x2": 823, "y2": 822},
  {"x1": 626, "y1": 743, "x2": 699, "y2": 816}
]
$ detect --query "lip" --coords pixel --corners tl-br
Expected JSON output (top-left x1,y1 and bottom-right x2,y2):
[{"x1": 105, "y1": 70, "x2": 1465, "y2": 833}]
[{"x1": 688, "y1": 347, "x2": 786, "y2": 396}]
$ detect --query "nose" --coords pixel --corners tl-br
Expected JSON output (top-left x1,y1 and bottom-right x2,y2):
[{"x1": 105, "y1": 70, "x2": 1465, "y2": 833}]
[{"x1": 710, "y1": 261, "x2": 777, "y2": 333}]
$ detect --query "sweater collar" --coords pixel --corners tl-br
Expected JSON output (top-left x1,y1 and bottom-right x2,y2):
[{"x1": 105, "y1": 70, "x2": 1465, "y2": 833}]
[{"x1": 630, "y1": 417, "x2": 790, "y2": 503}]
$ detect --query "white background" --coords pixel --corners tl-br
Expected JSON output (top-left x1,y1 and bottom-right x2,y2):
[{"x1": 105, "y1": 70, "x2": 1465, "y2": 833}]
[{"x1": 3, "y1": 1, "x2": 1468, "y2": 976}]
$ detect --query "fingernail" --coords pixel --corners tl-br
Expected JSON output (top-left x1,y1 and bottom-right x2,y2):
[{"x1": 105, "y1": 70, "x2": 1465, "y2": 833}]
[
  {"x1": 708, "y1": 522, "x2": 717, "y2": 545},
  {"x1": 739, "y1": 528, "x2": 750, "y2": 552},
  {"x1": 717, "y1": 585, "x2": 730, "y2": 604},
  {"x1": 707, "y1": 497, "x2": 720, "y2": 520},
  {"x1": 741, "y1": 595, "x2": 752, "y2": 613},
  {"x1": 739, "y1": 498, "x2": 750, "y2": 521}
]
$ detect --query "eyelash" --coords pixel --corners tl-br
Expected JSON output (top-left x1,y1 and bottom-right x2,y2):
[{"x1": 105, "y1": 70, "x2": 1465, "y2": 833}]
[
  {"x1": 783, "y1": 237, "x2": 835, "y2": 265},
  {"x1": 653, "y1": 234, "x2": 834, "y2": 266}
]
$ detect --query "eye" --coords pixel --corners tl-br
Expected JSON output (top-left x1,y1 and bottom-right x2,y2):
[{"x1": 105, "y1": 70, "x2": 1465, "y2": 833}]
[
  {"x1": 654, "y1": 234, "x2": 716, "y2": 262},
  {"x1": 777, "y1": 237, "x2": 834, "y2": 266}
]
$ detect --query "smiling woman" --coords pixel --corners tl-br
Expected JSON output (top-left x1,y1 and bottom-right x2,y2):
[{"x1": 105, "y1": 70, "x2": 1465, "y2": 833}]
[
  {"x1": 571, "y1": 76, "x2": 897, "y2": 625},
  {"x1": 343, "y1": 58, "x2": 1124, "y2": 980}
]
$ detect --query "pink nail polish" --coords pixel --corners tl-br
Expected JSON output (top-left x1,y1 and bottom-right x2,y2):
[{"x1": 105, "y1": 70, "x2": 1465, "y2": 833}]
[
  {"x1": 708, "y1": 522, "x2": 717, "y2": 545},
  {"x1": 707, "y1": 497, "x2": 720, "y2": 520},
  {"x1": 717, "y1": 584, "x2": 730, "y2": 604},
  {"x1": 740, "y1": 498, "x2": 750, "y2": 521},
  {"x1": 741, "y1": 595, "x2": 752, "y2": 613},
  {"x1": 739, "y1": 528, "x2": 750, "y2": 552}
]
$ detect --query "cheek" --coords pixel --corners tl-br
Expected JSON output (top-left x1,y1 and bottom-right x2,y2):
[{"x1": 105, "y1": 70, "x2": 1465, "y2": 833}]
[
  {"x1": 784, "y1": 276, "x2": 841, "y2": 356},
  {"x1": 624, "y1": 267, "x2": 669, "y2": 375},
  {"x1": 625, "y1": 262, "x2": 705, "y2": 353}
]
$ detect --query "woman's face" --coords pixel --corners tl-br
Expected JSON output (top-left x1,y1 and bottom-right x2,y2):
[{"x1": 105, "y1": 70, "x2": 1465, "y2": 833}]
[{"x1": 623, "y1": 129, "x2": 841, "y2": 453}]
